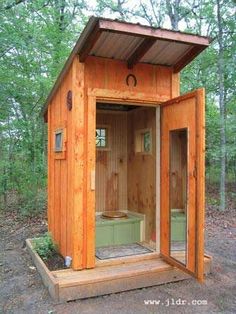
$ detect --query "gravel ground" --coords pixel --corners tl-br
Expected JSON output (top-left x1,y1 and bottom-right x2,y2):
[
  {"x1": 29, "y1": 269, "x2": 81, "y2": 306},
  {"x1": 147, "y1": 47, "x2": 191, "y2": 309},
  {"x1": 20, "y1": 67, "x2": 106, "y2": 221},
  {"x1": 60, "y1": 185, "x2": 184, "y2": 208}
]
[{"x1": 0, "y1": 204, "x2": 235, "y2": 314}]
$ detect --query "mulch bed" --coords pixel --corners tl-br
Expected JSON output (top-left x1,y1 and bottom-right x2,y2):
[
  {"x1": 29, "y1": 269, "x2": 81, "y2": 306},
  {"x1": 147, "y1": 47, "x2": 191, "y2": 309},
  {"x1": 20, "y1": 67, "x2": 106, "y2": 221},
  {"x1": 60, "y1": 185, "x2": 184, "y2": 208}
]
[{"x1": 41, "y1": 251, "x2": 67, "y2": 271}]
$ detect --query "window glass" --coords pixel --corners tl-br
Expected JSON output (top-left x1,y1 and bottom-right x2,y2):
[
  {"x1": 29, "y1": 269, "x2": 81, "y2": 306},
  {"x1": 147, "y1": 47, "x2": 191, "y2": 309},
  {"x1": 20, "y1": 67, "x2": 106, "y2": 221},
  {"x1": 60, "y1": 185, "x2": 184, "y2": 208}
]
[
  {"x1": 96, "y1": 128, "x2": 107, "y2": 147},
  {"x1": 55, "y1": 131, "x2": 63, "y2": 152},
  {"x1": 135, "y1": 129, "x2": 152, "y2": 154},
  {"x1": 143, "y1": 131, "x2": 151, "y2": 152}
]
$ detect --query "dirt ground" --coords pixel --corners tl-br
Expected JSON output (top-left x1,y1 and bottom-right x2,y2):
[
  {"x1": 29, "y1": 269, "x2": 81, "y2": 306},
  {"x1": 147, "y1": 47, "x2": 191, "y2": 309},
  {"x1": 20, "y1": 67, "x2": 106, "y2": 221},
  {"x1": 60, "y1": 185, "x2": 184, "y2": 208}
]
[{"x1": 0, "y1": 187, "x2": 236, "y2": 314}]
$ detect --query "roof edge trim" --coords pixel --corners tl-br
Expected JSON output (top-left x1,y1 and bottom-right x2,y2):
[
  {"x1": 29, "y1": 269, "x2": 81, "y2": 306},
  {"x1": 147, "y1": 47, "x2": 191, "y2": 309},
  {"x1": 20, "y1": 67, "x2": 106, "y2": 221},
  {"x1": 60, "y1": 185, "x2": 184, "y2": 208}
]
[{"x1": 98, "y1": 19, "x2": 211, "y2": 46}]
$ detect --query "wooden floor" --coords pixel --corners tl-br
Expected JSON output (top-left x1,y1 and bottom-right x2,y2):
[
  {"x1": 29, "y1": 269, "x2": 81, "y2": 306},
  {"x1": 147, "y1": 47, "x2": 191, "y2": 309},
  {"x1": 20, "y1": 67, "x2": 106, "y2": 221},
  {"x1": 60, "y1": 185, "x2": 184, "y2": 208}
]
[{"x1": 26, "y1": 239, "x2": 212, "y2": 302}]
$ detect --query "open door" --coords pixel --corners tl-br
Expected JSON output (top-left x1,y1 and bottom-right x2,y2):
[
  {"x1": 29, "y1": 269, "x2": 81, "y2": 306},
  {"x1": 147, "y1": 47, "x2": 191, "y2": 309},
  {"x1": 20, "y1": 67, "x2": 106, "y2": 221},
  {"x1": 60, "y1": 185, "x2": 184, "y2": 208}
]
[{"x1": 160, "y1": 89, "x2": 205, "y2": 281}]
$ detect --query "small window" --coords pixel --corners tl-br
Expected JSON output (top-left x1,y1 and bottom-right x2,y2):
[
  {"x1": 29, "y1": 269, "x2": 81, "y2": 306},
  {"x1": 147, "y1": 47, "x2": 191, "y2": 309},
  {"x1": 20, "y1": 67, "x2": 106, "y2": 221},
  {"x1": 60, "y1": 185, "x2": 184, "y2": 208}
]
[
  {"x1": 55, "y1": 129, "x2": 63, "y2": 152},
  {"x1": 96, "y1": 128, "x2": 107, "y2": 148},
  {"x1": 135, "y1": 129, "x2": 152, "y2": 154},
  {"x1": 143, "y1": 131, "x2": 151, "y2": 152}
]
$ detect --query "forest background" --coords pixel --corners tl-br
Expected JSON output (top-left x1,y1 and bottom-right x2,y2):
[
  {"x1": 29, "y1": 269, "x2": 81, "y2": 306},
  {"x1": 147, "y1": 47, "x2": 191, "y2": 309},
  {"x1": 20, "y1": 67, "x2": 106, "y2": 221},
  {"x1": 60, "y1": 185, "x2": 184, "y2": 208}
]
[{"x1": 0, "y1": 0, "x2": 235, "y2": 215}]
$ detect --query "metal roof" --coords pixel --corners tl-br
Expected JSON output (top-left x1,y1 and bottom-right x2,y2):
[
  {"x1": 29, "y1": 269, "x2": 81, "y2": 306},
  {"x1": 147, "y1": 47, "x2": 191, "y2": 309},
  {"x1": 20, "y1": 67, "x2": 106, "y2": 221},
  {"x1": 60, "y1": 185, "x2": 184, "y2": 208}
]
[
  {"x1": 85, "y1": 26, "x2": 201, "y2": 68},
  {"x1": 43, "y1": 16, "x2": 211, "y2": 116},
  {"x1": 90, "y1": 32, "x2": 142, "y2": 60}
]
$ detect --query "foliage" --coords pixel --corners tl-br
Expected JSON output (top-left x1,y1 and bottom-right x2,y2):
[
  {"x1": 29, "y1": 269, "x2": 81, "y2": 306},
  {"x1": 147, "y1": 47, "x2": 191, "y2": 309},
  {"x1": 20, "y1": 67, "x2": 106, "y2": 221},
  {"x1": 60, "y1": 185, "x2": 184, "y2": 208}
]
[
  {"x1": 0, "y1": 0, "x2": 235, "y2": 213},
  {"x1": 33, "y1": 232, "x2": 58, "y2": 260},
  {"x1": 0, "y1": 0, "x2": 88, "y2": 213}
]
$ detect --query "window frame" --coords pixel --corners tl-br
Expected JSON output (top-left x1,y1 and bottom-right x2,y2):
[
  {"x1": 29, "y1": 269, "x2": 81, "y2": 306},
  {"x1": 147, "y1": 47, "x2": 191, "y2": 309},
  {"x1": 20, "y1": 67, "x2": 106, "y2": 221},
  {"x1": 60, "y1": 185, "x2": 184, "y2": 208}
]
[
  {"x1": 54, "y1": 128, "x2": 64, "y2": 152},
  {"x1": 53, "y1": 126, "x2": 67, "y2": 159}
]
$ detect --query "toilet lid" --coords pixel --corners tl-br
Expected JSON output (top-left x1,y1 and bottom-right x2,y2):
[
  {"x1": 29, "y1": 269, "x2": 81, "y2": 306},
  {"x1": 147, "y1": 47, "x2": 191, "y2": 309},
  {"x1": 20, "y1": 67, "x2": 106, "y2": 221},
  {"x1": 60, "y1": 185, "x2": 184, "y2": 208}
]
[{"x1": 102, "y1": 211, "x2": 128, "y2": 219}]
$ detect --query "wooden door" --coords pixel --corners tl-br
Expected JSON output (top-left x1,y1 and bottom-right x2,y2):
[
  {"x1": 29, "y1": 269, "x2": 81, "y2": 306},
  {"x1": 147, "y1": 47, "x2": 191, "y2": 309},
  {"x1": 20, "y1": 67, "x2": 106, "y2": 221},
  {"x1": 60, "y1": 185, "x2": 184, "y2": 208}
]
[{"x1": 160, "y1": 89, "x2": 205, "y2": 281}]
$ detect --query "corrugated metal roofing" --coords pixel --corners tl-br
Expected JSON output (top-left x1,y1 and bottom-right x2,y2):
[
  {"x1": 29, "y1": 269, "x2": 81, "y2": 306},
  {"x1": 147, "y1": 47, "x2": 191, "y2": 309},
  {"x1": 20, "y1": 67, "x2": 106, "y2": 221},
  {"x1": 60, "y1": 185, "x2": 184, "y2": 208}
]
[
  {"x1": 140, "y1": 41, "x2": 191, "y2": 65},
  {"x1": 90, "y1": 32, "x2": 143, "y2": 60},
  {"x1": 90, "y1": 32, "x2": 193, "y2": 67}
]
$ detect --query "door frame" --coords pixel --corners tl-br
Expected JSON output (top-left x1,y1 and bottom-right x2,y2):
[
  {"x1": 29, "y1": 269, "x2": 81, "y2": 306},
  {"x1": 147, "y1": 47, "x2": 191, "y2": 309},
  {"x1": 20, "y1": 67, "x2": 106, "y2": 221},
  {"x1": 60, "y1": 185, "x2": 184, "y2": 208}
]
[{"x1": 86, "y1": 88, "x2": 163, "y2": 268}]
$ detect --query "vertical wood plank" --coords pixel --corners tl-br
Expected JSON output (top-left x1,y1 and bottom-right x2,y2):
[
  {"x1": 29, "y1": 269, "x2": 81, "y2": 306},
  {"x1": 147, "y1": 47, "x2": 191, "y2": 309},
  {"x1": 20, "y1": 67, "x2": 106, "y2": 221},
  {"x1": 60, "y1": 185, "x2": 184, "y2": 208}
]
[
  {"x1": 95, "y1": 112, "x2": 128, "y2": 212},
  {"x1": 86, "y1": 95, "x2": 96, "y2": 268},
  {"x1": 50, "y1": 101, "x2": 56, "y2": 239},
  {"x1": 60, "y1": 74, "x2": 69, "y2": 257},
  {"x1": 47, "y1": 104, "x2": 53, "y2": 233},
  {"x1": 66, "y1": 69, "x2": 73, "y2": 258},
  {"x1": 196, "y1": 88, "x2": 205, "y2": 281},
  {"x1": 82, "y1": 92, "x2": 89, "y2": 269},
  {"x1": 156, "y1": 107, "x2": 161, "y2": 253},
  {"x1": 160, "y1": 108, "x2": 169, "y2": 256},
  {"x1": 53, "y1": 89, "x2": 61, "y2": 247},
  {"x1": 187, "y1": 102, "x2": 196, "y2": 273},
  {"x1": 71, "y1": 57, "x2": 85, "y2": 270},
  {"x1": 171, "y1": 72, "x2": 180, "y2": 98},
  {"x1": 127, "y1": 107, "x2": 156, "y2": 241},
  {"x1": 155, "y1": 66, "x2": 172, "y2": 99}
]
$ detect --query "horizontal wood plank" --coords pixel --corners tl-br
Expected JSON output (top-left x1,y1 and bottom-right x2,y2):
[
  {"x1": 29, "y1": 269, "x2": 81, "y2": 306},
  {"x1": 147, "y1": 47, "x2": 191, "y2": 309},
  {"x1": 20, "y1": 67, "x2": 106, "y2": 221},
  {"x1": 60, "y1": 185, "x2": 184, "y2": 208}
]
[
  {"x1": 88, "y1": 88, "x2": 168, "y2": 104},
  {"x1": 27, "y1": 238, "x2": 212, "y2": 302},
  {"x1": 59, "y1": 268, "x2": 190, "y2": 301}
]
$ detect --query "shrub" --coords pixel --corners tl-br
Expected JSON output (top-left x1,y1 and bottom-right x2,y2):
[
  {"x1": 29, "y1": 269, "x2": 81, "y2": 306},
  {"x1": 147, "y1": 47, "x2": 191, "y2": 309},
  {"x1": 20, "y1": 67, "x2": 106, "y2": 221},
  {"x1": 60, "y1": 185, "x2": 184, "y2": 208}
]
[{"x1": 33, "y1": 232, "x2": 57, "y2": 260}]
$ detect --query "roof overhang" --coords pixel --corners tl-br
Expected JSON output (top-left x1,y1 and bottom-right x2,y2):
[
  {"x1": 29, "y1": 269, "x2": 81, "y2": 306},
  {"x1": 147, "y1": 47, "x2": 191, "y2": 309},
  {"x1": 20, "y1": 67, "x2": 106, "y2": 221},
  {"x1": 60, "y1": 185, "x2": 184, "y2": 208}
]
[{"x1": 42, "y1": 16, "x2": 212, "y2": 117}]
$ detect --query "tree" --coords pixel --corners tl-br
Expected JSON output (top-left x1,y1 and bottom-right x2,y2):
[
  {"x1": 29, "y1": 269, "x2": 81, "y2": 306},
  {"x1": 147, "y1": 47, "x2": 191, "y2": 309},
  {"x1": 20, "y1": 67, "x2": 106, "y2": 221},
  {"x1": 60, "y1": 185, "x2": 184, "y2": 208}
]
[
  {"x1": 0, "y1": 0, "x2": 235, "y2": 214},
  {"x1": 216, "y1": 0, "x2": 226, "y2": 210},
  {"x1": 0, "y1": 0, "x2": 88, "y2": 213},
  {"x1": 94, "y1": 0, "x2": 132, "y2": 20}
]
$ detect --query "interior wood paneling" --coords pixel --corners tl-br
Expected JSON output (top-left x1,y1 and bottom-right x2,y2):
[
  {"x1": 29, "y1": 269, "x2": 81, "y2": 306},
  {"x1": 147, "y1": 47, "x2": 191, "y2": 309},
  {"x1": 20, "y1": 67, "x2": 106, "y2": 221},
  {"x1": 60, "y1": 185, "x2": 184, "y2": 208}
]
[
  {"x1": 127, "y1": 107, "x2": 156, "y2": 241},
  {"x1": 96, "y1": 111, "x2": 128, "y2": 212}
]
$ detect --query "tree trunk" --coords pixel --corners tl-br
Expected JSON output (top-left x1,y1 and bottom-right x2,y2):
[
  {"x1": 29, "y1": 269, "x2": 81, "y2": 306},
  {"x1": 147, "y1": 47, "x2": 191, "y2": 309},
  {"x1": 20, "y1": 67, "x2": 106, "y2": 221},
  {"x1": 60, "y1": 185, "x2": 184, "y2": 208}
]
[
  {"x1": 216, "y1": 0, "x2": 226, "y2": 211},
  {"x1": 165, "y1": 0, "x2": 181, "y2": 30}
]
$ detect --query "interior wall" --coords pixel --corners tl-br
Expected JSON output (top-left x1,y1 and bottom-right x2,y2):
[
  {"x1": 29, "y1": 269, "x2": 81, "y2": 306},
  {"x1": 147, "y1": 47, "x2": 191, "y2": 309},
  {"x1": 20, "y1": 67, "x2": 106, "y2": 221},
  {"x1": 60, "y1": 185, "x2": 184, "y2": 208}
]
[
  {"x1": 127, "y1": 107, "x2": 156, "y2": 241},
  {"x1": 96, "y1": 111, "x2": 128, "y2": 212}
]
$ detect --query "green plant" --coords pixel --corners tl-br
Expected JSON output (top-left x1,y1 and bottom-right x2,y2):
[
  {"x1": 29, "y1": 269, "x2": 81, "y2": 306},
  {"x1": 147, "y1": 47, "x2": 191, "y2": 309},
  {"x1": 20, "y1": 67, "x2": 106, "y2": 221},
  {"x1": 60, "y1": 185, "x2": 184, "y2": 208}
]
[
  {"x1": 207, "y1": 197, "x2": 220, "y2": 206},
  {"x1": 33, "y1": 232, "x2": 58, "y2": 260}
]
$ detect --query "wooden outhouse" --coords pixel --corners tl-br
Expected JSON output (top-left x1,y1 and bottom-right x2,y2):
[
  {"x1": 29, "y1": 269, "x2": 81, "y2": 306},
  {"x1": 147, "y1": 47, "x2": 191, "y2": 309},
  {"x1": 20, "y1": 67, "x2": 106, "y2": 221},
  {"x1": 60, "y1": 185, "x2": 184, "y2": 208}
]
[{"x1": 42, "y1": 17, "x2": 212, "y2": 300}]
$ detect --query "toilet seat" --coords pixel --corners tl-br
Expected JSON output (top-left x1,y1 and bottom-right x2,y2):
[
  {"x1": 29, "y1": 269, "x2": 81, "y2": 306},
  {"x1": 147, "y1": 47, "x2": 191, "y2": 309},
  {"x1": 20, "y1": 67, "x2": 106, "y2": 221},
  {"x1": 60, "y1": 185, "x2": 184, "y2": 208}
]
[{"x1": 102, "y1": 211, "x2": 128, "y2": 219}]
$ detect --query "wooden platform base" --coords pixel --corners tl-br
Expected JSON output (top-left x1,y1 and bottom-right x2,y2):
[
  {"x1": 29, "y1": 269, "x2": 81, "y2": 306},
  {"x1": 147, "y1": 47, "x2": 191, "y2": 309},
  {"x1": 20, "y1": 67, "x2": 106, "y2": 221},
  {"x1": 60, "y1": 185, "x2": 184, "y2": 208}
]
[{"x1": 26, "y1": 239, "x2": 212, "y2": 302}]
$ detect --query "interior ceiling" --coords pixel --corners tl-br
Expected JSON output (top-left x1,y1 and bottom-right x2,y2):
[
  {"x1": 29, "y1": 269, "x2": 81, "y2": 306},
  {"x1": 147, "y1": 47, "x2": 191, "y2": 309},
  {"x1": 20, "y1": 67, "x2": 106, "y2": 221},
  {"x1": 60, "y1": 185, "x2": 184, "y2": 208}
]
[{"x1": 96, "y1": 103, "x2": 139, "y2": 111}]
